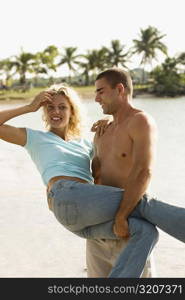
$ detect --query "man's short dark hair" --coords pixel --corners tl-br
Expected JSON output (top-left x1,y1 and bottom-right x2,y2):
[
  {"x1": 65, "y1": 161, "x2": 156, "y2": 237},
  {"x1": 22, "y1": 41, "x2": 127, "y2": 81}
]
[{"x1": 96, "y1": 68, "x2": 133, "y2": 97}]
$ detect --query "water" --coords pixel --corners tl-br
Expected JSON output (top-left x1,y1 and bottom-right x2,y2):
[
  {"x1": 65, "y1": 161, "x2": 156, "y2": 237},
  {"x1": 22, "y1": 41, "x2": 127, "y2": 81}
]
[{"x1": 0, "y1": 97, "x2": 185, "y2": 277}]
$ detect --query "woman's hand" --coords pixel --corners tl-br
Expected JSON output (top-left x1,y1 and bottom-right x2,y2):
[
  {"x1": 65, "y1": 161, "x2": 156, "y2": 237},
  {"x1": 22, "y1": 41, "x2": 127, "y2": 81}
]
[
  {"x1": 91, "y1": 118, "x2": 112, "y2": 137},
  {"x1": 28, "y1": 91, "x2": 56, "y2": 112}
]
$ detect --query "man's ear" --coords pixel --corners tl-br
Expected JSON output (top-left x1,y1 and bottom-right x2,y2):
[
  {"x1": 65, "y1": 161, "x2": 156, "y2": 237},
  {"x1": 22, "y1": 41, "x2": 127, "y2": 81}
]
[{"x1": 117, "y1": 83, "x2": 125, "y2": 95}]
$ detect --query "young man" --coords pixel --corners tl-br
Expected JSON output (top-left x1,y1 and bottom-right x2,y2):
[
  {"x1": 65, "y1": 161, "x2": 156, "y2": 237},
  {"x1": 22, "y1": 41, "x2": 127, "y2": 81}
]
[
  {"x1": 86, "y1": 68, "x2": 157, "y2": 277},
  {"x1": 86, "y1": 238, "x2": 154, "y2": 277}
]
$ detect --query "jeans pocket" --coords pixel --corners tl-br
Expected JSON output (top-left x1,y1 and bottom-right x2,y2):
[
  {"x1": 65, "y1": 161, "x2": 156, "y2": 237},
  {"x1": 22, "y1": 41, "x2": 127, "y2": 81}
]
[{"x1": 54, "y1": 201, "x2": 78, "y2": 226}]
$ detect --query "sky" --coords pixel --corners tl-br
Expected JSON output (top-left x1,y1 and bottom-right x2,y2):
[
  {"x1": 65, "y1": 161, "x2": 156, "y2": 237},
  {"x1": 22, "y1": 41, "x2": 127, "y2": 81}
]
[{"x1": 0, "y1": 0, "x2": 185, "y2": 72}]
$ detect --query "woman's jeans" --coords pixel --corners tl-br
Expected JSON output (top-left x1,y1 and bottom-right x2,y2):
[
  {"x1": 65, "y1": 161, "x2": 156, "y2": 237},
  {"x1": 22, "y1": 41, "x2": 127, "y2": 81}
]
[{"x1": 48, "y1": 180, "x2": 185, "y2": 277}]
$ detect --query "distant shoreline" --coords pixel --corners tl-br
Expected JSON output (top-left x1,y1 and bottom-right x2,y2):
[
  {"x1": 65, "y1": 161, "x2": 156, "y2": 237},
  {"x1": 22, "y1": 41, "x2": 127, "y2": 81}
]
[
  {"x1": 0, "y1": 91, "x2": 184, "y2": 104},
  {"x1": 0, "y1": 93, "x2": 155, "y2": 104}
]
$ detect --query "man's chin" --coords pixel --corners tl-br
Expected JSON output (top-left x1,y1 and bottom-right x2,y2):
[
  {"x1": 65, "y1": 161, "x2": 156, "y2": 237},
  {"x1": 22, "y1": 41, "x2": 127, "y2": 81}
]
[{"x1": 102, "y1": 109, "x2": 111, "y2": 115}]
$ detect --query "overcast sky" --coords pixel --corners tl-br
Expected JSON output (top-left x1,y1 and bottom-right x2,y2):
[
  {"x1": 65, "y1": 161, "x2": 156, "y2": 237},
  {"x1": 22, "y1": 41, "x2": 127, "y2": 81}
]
[{"x1": 1, "y1": 0, "x2": 184, "y2": 70}]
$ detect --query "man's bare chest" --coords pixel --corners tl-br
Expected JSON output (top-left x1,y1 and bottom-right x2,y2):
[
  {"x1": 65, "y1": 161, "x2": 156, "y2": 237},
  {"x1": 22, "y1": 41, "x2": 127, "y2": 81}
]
[{"x1": 96, "y1": 127, "x2": 133, "y2": 161}]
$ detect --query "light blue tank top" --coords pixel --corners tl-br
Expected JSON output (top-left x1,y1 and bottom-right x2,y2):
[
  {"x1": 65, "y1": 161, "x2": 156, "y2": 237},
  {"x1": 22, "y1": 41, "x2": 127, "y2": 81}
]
[{"x1": 24, "y1": 128, "x2": 94, "y2": 185}]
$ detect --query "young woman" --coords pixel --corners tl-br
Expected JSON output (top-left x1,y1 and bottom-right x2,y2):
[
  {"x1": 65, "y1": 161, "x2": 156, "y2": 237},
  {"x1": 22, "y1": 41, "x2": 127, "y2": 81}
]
[{"x1": 0, "y1": 84, "x2": 184, "y2": 278}]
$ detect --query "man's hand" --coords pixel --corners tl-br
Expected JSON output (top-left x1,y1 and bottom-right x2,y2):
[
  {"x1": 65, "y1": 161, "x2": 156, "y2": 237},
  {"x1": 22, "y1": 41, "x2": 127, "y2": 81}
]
[{"x1": 113, "y1": 215, "x2": 130, "y2": 238}]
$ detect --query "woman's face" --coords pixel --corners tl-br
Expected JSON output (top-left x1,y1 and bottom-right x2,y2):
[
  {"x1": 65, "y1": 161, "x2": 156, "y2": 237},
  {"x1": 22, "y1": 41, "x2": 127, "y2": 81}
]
[{"x1": 44, "y1": 94, "x2": 72, "y2": 130}]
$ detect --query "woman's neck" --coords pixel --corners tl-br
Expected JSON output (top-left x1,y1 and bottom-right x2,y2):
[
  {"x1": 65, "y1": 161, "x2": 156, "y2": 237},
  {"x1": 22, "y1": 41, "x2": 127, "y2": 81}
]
[{"x1": 49, "y1": 127, "x2": 68, "y2": 140}]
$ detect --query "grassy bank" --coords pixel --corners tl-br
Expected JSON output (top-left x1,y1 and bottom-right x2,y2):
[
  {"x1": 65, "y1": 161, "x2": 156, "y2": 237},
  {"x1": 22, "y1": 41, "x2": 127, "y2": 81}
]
[
  {"x1": 0, "y1": 86, "x2": 96, "y2": 102},
  {"x1": 0, "y1": 84, "x2": 156, "y2": 103}
]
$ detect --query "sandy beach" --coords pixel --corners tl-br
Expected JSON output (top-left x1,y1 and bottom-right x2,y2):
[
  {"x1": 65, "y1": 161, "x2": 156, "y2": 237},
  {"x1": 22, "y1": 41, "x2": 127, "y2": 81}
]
[{"x1": 0, "y1": 99, "x2": 185, "y2": 278}]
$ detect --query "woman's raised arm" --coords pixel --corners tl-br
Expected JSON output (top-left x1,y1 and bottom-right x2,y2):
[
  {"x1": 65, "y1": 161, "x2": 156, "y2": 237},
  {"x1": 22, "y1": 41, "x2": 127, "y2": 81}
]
[{"x1": 0, "y1": 91, "x2": 53, "y2": 146}]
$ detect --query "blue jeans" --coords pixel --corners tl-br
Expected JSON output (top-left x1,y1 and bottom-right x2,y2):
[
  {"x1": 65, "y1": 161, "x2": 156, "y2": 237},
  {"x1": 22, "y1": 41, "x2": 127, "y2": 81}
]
[{"x1": 48, "y1": 180, "x2": 184, "y2": 277}]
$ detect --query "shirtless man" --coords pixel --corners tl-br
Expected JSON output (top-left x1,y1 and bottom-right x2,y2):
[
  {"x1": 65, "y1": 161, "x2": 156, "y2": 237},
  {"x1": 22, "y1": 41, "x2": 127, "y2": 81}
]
[{"x1": 86, "y1": 68, "x2": 157, "y2": 277}]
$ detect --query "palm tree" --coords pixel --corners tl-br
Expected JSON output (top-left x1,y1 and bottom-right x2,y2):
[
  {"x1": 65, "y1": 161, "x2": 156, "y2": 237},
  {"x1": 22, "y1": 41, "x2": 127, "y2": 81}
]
[
  {"x1": 32, "y1": 45, "x2": 59, "y2": 85},
  {"x1": 79, "y1": 48, "x2": 109, "y2": 85},
  {"x1": 78, "y1": 50, "x2": 98, "y2": 85},
  {"x1": 151, "y1": 57, "x2": 182, "y2": 96},
  {"x1": 31, "y1": 54, "x2": 48, "y2": 87},
  {"x1": 58, "y1": 47, "x2": 81, "y2": 82},
  {"x1": 175, "y1": 52, "x2": 185, "y2": 90},
  {"x1": 95, "y1": 47, "x2": 110, "y2": 70},
  {"x1": 41, "y1": 45, "x2": 59, "y2": 71},
  {"x1": 132, "y1": 26, "x2": 168, "y2": 82},
  {"x1": 0, "y1": 58, "x2": 15, "y2": 86},
  {"x1": 78, "y1": 60, "x2": 90, "y2": 86},
  {"x1": 12, "y1": 51, "x2": 35, "y2": 85},
  {"x1": 177, "y1": 52, "x2": 185, "y2": 72},
  {"x1": 106, "y1": 40, "x2": 130, "y2": 68}
]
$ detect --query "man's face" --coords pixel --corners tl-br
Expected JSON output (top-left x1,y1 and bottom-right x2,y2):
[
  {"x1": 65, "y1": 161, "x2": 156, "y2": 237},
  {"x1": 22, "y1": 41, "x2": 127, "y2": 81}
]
[{"x1": 95, "y1": 78, "x2": 118, "y2": 115}]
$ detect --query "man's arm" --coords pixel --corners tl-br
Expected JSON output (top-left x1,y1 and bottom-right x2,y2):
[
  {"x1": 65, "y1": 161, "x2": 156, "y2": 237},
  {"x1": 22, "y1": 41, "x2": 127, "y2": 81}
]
[
  {"x1": 114, "y1": 113, "x2": 157, "y2": 238},
  {"x1": 91, "y1": 119, "x2": 112, "y2": 184},
  {"x1": 91, "y1": 135, "x2": 101, "y2": 184},
  {"x1": 92, "y1": 156, "x2": 101, "y2": 184}
]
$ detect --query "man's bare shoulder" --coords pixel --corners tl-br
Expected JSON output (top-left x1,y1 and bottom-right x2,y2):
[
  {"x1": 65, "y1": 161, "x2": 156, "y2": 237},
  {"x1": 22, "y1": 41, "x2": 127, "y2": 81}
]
[{"x1": 128, "y1": 111, "x2": 157, "y2": 137}]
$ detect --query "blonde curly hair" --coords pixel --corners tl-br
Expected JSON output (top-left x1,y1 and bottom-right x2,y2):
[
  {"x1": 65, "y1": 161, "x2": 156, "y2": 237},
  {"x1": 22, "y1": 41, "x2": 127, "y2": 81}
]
[{"x1": 42, "y1": 83, "x2": 86, "y2": 139}]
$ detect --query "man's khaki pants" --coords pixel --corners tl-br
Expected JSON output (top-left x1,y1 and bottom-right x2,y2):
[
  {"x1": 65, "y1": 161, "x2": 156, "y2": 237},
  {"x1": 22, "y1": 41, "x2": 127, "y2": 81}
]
[{"x1": 86, "y1": 239, "x2": 156, "y2": 278}]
